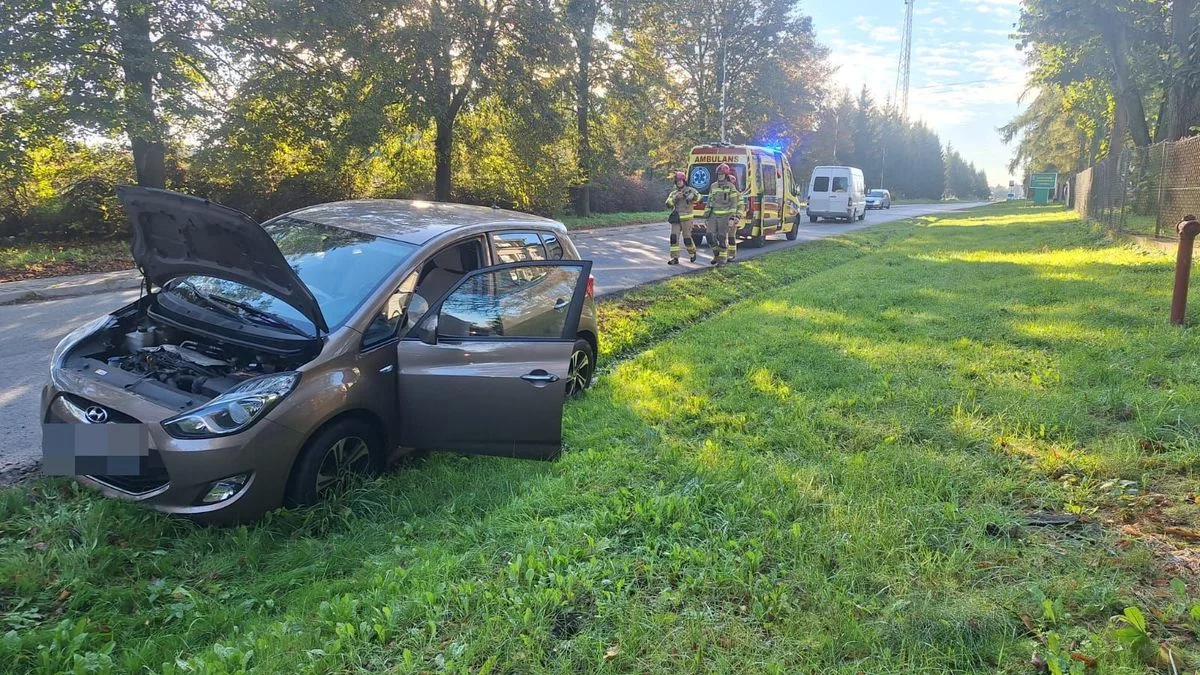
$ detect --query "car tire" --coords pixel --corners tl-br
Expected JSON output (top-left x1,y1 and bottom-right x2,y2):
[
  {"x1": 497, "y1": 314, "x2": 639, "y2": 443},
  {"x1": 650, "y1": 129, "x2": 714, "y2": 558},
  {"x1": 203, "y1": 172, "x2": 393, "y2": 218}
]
[
  {"x1": 284, "y1": 418, "x2": 383, "y2": 507},
  {"x1": 786, "y1": 216, "x2": 800, "y2": 240},
  {"x1": 692, "y1": 231, "x2": 707, "y2": 247},
  {"x1": 809, "y1": 215, "x2": 819, "y2": 223},
  {"x1": 566, "y1": 338, "x2": 595, "y2": 399}
]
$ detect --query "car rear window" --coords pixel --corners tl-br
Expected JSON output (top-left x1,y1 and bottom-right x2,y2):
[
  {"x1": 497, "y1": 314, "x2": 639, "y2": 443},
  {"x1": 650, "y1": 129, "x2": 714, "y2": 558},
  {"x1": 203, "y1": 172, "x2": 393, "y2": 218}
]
[
  {"x1": 832, "y1": 177, "x2": 848, "y2": 192},
  {"x1": 540, "y1": 232, "x2": 565, "y2": 260},
  {"x1": 812, "y1": 176, "x2": 830, "y2": 192},
  {"x1": 492, "y1": 231, "x2": 547, "y2": 263}
]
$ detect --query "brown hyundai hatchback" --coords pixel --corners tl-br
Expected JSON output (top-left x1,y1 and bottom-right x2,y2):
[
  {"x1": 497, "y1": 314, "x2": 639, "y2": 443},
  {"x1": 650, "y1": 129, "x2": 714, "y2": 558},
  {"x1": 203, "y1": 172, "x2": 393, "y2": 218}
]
[{"x1": 41, "y1": 187, "x2": 598, "y2": 524}]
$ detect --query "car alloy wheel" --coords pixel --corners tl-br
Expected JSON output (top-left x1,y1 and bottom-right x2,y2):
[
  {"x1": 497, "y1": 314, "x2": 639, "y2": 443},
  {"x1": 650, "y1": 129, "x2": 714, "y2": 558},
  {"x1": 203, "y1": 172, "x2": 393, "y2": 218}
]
[
  {"x1": 566, "y1": 339, "x2": 595, "y2": 399},
  {"x1": 315, "y1": 435, "x2": 372, "y2": 496}
]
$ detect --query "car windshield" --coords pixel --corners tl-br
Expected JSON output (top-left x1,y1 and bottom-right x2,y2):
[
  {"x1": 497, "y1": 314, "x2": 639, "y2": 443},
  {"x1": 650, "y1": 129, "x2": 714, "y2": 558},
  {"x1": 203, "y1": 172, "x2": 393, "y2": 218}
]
[
  {"x1": 166, "y1": 217, "x2": 417, "y2": 332},
  {"x1": 869, "y1": 190, "x2": 887, "y2": 197}
]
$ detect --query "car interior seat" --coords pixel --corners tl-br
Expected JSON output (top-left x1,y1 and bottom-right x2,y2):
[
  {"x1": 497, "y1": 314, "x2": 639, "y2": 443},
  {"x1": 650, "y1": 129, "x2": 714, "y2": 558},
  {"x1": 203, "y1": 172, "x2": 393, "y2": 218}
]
[{"x1": 414, "y1": 241, "x2": 482, "y2": 303}]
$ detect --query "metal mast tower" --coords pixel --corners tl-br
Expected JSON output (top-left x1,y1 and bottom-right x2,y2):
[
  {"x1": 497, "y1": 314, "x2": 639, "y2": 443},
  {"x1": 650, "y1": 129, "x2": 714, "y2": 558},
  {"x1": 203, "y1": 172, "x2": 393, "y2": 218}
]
[{"x1": 895, "y1": 0, "x2": 914, "y2": 117}]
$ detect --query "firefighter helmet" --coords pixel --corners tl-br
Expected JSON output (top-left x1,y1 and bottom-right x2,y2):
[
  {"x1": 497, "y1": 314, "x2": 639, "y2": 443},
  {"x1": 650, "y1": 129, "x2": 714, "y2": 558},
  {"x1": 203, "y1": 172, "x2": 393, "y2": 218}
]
[
  {"x1": 673, "y1": 171, "x2": 686, "y2": 183},
  {"x1": 716, "y1": 163, "x2": 732, "y2": 176}
]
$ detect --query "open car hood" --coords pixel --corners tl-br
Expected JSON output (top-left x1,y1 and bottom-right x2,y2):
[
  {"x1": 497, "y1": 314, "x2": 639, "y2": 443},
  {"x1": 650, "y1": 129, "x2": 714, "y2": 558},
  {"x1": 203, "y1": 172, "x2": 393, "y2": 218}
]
[{"x1": 116, "y1": 186, "x2": 328, "y2": 334}]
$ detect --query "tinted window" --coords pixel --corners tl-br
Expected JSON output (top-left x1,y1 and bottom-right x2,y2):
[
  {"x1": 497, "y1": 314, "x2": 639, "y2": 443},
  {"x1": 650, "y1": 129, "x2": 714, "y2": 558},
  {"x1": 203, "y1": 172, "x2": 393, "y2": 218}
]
[
  {"x1": 492, "y1": 232, "x2": 546, "y2": 263},
  {"x1": 438, "y1": 264, "x2": 583, "y2": 339},
  {"x1": 168, "y1": 218, "x2": 416, "y2": 331},
  {"x1": 688, "y1": 163, "x2": 748, "y2": 195},
  {"x1": 832, "y1": 177, "x2": 848, "y2": 192},
  {"x1": 761, "y1": 166, "x2": 777, "y2": 196},
  {"x1": 869, "y1": 190, "x2": 887, "y2": 197},
  {"x1": 812, "y1": 176, "x2": 830, "y2": 192},
  {"x1": 541, "y1": 232, "x2": 565, "y2": 260}
]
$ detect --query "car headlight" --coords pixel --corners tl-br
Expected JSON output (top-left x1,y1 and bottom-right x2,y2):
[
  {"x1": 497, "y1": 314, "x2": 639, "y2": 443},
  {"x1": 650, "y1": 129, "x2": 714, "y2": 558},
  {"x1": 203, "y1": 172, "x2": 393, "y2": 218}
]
[{"x1": 162, "y1": 372, "x2": 300, "y2": 439}]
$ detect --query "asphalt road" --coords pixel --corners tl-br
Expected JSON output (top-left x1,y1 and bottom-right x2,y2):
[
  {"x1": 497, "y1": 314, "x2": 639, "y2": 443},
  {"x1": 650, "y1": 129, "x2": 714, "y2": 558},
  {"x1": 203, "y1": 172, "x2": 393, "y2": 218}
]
[{"x1": 0, "y1": 201, "x2": 983, "y2": 480}]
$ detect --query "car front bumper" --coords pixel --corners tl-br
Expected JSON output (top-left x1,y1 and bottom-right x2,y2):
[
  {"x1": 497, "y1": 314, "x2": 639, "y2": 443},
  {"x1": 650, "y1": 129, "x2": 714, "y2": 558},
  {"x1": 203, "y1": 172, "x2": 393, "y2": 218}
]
[{"x1": 42, "y1": 375, "x2": 306, "y2": 525}]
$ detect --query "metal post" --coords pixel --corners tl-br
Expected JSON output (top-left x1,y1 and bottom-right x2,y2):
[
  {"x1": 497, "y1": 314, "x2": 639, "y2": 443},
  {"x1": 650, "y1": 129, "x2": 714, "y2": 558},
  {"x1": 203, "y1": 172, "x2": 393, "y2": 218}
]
[
  {"x1": 1171, "y1": 215, "x2": 1200, "y2": 325},
  {"x1": 719, "y1": 19, "x2": 728, "y2": 143},
  {"x1": 1156, "y1": 142, "x2": 1169, "y2": 238}
]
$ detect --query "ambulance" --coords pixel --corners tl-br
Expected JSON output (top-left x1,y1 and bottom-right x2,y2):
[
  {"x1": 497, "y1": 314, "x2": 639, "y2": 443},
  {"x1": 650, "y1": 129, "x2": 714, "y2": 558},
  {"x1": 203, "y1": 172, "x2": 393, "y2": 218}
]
[{"x1": 686, "y1": 143, "x2": 803, "y2": 247}]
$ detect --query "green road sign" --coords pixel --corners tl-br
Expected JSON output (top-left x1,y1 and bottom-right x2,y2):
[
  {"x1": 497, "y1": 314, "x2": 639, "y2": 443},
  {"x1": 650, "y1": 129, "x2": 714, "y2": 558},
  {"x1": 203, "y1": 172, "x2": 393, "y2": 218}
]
[{"x1": 1030, "y1": 173, "x2": 1058, "y2": 190}]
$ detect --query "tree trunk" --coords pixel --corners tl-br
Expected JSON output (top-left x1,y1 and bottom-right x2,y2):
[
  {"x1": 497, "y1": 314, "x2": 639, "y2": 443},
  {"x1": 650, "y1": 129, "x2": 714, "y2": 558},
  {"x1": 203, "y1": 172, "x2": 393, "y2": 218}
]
[
  {"x1": 434, "y1": 115, "x2": 453, "y2": 202},
  {"x1": 1104, "y1": 24, "x2": 1152, "y2": 148},
  {"x1": 115, "y1": 0, "x2": 166, "y2": 188},
  {"x1": 1166, "y1": 0, "x2": 1199, "y2": 140},
  {"x1": 573, "y1": 24, "x2": 594, "y2": 217}
]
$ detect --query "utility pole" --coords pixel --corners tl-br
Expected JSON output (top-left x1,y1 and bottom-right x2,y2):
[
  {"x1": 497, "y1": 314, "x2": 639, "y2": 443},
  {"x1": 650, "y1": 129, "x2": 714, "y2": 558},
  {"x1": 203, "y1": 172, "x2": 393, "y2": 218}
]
[
  {"x1": 895, "y1": 0, "x2": 914, "y2": 117},
  {"x1": 880, "y1": 144, "x2": 886, "y2": 188},
  {"x1": 719, "y1": 28, "x2": 729, "y2": 142}
]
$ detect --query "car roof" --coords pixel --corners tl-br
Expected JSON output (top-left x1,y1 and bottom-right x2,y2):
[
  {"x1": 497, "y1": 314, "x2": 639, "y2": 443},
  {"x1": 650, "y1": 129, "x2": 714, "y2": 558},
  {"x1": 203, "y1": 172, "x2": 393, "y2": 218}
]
[{"x1": 277, "y1": 199, "x2": 565, "y2": 245}]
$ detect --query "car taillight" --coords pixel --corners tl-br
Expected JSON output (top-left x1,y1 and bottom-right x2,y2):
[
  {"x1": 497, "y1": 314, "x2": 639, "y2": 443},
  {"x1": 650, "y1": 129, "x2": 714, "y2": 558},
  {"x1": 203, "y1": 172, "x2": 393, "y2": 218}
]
[{"x1": 586, "y1": 275, "x2": 595, "y2": 298}]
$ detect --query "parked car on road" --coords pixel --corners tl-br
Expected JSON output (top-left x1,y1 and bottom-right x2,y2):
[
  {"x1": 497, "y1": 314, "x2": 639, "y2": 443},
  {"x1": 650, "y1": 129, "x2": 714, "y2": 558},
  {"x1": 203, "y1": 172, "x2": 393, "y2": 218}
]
[
  {"x1": 42, "y1": 188, "x2": 598, "y2": 524},
  {"x1": 866, "y1": 189, "x2": 892, "y2": 210},
  {"x1": 805, "y1": 166, "x2": 866, "y2": 223}
]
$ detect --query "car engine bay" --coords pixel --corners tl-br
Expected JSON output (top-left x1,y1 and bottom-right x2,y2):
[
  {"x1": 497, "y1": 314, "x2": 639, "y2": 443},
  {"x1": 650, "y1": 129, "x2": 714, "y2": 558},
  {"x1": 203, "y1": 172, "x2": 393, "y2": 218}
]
[{"x1": 59, "y1": 301, "x2": 310, "y2": 410}]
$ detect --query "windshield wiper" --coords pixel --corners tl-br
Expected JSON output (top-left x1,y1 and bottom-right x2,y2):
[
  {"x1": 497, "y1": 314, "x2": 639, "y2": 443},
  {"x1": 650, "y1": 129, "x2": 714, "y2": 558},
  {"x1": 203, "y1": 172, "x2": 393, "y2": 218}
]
[
  {"x1": 171, "y1": 279, "x2": 246, "y2": 323},
  {"x1": 170, "y1": 280, "x2": 314, "y2": 339},
  {"x1": 207, "y1": 294, "x2": 314, "y2": 339}
]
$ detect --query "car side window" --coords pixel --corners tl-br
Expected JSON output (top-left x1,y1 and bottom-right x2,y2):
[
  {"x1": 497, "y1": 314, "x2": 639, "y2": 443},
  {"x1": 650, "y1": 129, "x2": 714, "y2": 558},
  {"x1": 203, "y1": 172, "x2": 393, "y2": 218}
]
[
  {"x1": 437, "y1": 264, "x2": 583, "y2": 339},
  {"x1": 491, "y1": 231, "x2": 547, "y2": 263},
  {"x1": 540, "y1": 232, "x2": 565, "y2": 260},
  {"x1": 362, "y1": 270, "x2": 419, "y2": 347}
]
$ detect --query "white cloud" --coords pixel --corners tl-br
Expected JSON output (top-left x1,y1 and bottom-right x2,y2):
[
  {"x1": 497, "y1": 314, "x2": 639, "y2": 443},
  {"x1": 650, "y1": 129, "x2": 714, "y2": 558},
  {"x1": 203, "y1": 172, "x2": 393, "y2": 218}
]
[{"x1": 871, "y1": 26, "x2": 901, "y2": 42}]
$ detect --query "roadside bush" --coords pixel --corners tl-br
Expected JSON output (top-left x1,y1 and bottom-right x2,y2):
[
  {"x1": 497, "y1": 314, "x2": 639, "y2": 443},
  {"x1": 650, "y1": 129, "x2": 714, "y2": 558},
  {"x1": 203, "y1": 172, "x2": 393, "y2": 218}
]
[
  {"x1": 0, "y1": 141, "x2": 135, "y2": 241},
  {"x1": 576, "y1": 173, "x2": 671, "y2": 214}
]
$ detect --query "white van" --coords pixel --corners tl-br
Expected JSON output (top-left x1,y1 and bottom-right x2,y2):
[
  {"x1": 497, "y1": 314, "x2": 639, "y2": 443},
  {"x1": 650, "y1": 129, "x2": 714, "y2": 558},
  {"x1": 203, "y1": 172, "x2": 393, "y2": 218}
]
[{"x1": 806, "y1": 166, "x2": 866, "y2": 223}]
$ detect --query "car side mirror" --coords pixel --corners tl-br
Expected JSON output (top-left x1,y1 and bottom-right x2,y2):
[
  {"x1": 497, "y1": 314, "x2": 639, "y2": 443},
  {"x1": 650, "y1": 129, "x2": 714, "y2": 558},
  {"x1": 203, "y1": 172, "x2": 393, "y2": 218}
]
[{"x1": 418, "y1": 315, "x2": 438, "y2": 345}]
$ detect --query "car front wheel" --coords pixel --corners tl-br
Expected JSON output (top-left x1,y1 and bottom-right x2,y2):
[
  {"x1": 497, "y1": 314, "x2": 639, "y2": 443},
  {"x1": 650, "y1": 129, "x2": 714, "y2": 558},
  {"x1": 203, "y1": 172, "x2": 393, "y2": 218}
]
[
  {"x1": 566, "y1": 338, "x2": 595, "y2": 399},
  {"x1": 285, "y1": 418, "x2": 382, "y2": 507}
]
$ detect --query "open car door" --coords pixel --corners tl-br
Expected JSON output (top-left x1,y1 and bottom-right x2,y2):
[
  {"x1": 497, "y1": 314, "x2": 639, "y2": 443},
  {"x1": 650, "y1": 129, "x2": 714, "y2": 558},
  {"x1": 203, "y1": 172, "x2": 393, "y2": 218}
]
[{"x1": 395, "y1": 260, "x2": 592, "y2": 459}]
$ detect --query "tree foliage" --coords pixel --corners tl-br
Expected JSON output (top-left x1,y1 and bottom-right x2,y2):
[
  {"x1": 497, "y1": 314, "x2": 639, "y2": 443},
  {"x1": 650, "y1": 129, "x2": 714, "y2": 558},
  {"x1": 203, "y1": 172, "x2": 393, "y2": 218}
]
[
  {"x1": 0, "y1": 0, "x2": 987, "y2": 240},
  {"x1": 1010, "y1": 0, "x2": 1199, "y2": 174}
]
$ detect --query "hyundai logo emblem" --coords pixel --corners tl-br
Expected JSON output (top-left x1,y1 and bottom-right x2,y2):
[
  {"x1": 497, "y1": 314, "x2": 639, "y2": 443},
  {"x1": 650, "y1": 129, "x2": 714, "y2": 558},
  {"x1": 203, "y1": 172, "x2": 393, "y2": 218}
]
[{"x1": 84, "y1": 406, "x2": 109, "y2": 424}]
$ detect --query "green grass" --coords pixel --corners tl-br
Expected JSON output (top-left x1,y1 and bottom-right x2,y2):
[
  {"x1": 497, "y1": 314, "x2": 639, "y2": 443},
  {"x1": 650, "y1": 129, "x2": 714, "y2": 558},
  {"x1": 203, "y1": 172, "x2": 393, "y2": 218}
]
[
  {"x1": 559, "y1": 211, "x2": 666, "y2": 230},
  {"x1": 0, "y1": 240, "x2": 132, "y2": 282},
  {"x1": 4, "y1": 204, "x2": 1200, "y2": 673}
]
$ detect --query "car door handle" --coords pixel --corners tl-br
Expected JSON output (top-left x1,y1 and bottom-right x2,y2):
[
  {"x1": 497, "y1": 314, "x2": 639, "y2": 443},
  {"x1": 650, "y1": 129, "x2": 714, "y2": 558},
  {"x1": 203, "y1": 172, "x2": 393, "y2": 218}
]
[
  {"x1": 553, "y1": 298, "x2": 569, "y2": 310},
  {"x1": 521, "y1": 371, "x2": 559, "y2": 383},
  {"x1": 379, "y1": 364, "x2": 394, "y2": 373}
]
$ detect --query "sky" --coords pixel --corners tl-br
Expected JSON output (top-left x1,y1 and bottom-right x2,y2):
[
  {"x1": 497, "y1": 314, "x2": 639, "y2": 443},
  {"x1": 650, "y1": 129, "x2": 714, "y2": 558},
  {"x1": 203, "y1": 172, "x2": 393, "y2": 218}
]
[{"x1": 804, "y1": 0, "x2": 1028, "y2": 185}]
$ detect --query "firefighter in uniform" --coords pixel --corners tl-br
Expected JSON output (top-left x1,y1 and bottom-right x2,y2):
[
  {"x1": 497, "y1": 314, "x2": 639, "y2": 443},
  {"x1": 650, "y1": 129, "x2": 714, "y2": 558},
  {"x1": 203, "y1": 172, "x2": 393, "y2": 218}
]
[
  {"x1": 665, "y1": 171, "x2": 700, "y2": 264},
  {"x1": 704, "y1": 164, "x2": 743, "y2": 266}
]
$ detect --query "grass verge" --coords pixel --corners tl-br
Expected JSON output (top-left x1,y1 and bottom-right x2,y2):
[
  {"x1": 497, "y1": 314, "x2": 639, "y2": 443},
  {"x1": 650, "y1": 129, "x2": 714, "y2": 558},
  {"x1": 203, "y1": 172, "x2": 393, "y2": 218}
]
[
  {"x1": 559, "y1": 211, "x2": 666, "y2": 230},
  {"x1": 3, "y1": 204, "x2": 1200, "y2": 673},
  {"x1": 0, "y1": 240, "x2": 132, "y2": 282}
]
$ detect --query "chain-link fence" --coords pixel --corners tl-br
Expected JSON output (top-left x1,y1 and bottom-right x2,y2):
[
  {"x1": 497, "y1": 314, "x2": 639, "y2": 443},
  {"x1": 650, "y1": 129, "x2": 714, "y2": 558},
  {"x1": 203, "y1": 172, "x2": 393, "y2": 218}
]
[{"x1": 1074, "y1": 136, "x2": 1200, "y2": 239}]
